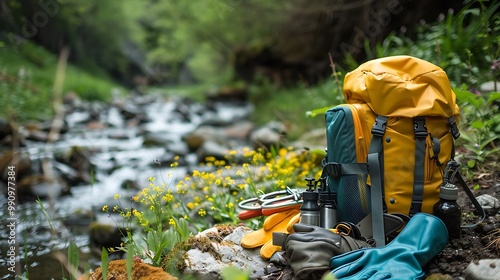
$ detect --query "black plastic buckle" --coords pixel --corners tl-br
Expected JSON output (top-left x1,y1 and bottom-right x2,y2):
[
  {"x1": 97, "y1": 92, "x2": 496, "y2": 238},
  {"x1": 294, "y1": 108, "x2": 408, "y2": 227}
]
[
  {"x1": 409, "y1": 199, "x2": 423, "y2": 215},
  {"x1": 448, "y1": 116, "x2": 461, "y2": 139},
  {"x1": 324, "y1": 162, "x2": 342, "y2": 177},
  {"x1": 443, "y1": 160, "x2": 461, "y2": 182},
  {"x1": 413, "y1": 117, "x2": 428, "y2": 138},
  {"x1": 371, "y1": 116, "x2": 387, "y2": 136}
]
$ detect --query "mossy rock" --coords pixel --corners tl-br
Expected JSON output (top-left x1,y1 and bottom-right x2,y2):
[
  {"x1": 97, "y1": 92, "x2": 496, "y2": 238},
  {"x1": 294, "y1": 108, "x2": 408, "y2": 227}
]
[
  {"x1": 88, "y1": 222, "x2": 124, "y2": 250},
  {"x1": 82, "y1": 259, "x2": 177, "y2": 280}
]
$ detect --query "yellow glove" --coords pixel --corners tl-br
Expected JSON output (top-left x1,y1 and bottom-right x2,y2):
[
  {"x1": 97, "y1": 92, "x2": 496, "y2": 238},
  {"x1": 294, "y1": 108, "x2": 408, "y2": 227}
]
[
  {"x1": 241, "y1": 208, "x2": 300, "y2": 250},
  {"x1": 259, "y1": 212, "x2": 301, "y2": 260}
]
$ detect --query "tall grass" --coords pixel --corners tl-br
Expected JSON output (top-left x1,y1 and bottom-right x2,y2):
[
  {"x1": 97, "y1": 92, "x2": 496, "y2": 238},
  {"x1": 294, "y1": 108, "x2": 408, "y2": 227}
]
[{"x1": 0, "y1": 41, "x2": 123, "y2": 122}]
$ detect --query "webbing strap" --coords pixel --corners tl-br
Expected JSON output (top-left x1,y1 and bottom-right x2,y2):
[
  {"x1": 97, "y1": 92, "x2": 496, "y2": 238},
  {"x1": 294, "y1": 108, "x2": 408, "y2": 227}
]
[
  {"x1": 456, "y1": 172, "x2": 486, "y2": 228},
  {"x1": 322, "y1": 162, "x2": 368, "y2": 177},
  {"x1": 410, "y1": 117, "x2": 427, "y2": 215},
  {"x1": 368, "y1": 115, "x2": 387, "y2": 247}
]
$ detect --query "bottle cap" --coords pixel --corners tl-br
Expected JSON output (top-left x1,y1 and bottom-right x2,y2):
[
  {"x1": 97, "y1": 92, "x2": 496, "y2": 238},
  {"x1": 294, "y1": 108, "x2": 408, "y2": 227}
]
[
  {"x1": 302, "y1": 190, "x2": 319, "y2": 201},
  {"x1": 440, "y1": 182, "x2": 458, "y2": 200}
]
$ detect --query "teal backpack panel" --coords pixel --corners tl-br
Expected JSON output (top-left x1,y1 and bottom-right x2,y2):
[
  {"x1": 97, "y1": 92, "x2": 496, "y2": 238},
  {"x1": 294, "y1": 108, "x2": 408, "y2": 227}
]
[{"x1": 325, "y1": 106, "x2": 370, "y2": 224}]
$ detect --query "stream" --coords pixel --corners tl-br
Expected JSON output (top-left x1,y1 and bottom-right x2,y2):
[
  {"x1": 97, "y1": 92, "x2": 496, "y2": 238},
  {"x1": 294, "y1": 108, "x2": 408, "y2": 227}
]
[{"x1": 0, "y1": 92, "x2": 254, "y2": 279}]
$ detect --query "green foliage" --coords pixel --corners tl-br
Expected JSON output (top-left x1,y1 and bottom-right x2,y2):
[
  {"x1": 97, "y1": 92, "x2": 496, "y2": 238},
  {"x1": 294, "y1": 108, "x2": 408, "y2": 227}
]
[
  {"x1": 322, "y1": 273, "x2": 337, "y2": 280},
  {"x1": 2, "y1": 0, "x2": 143, "y2": 78},
  {"x1": 36, "y1": 198, "x2": 55, "y2": 233},
  {"x1": 67, "y1": 241, "x2": 79, "y2": 280},
  {"x1": 101, "y1": 247, "x2": 109, "y2": 280},
  {"x1": 0, "y1": 42, "x2": 122, "y2": 122},
  {"x1": 143, "y1": 1, "x2": 286, "y2": 84},
  {"x1": 374, "y1": 0, "x2": 499, "y2": 87},
  {"x1": 102, "y1": 187, "x2": 192, "y2": 267},
  {"x1": 126, "y1": 243, "x2": 133, "y2": 280},
  {"x1": 221, "y1": 266, "x2": 250, "y2": 280},
  {"x1": 453, "y1": 86, "x2": 500, "y2": 170},
  {"x1": 248, "y1": 78, "x2": 343, "y2": 139}
]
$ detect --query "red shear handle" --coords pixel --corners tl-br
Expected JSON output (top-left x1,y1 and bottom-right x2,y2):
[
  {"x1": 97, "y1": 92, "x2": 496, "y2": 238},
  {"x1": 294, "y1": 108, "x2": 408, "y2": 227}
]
[
  {"x1": 238, "y1": 209, "x2": 263, "y2": 220},
  {"x1": 239, "y1": 204, "x2": 302, "y2": 220}
]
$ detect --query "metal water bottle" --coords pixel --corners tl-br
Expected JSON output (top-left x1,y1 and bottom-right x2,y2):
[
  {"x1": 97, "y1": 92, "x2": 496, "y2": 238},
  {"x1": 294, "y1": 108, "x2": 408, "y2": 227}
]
[
  {"x1": 319, "y1": 190, "x2": 338, "y2": 229},
  {"x1": 300, "y1": 178, "x2": 320, "y2": 226},
  {"x1": 433, "y1": 182, "x2": 462, "y2": 239}
]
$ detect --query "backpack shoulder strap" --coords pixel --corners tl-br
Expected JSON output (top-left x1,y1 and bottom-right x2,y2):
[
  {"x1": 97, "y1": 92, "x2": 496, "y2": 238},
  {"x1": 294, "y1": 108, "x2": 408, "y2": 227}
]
[{"x1": 368, "y1": 115, "x2": 387, "y2": 247}]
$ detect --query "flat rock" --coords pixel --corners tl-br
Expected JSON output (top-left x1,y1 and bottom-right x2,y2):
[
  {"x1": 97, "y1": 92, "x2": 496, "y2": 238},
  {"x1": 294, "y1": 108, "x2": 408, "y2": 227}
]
[
  {"x1": 181, "y1": 225, "x2": 269, "y2": 280},
  {"x1": 464, "y1": 259, "x2": 500, "y2": 280}
]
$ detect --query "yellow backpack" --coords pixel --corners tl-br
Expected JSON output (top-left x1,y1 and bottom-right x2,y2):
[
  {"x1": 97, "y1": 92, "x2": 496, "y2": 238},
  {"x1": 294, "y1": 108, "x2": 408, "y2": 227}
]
[{"x1": 323, "y1": 56, "x2": 462, "y2": 245}]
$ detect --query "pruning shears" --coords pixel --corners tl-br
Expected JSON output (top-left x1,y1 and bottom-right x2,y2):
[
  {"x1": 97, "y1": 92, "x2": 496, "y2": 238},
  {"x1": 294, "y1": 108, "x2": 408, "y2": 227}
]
[{"x1": 238, "y1": 187, "x2": 303, "y2": 220}]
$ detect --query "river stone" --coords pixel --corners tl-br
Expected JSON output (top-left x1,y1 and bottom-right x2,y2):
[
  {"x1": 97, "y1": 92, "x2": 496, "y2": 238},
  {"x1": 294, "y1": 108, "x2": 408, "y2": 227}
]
[
  {"x1": 476, "y1": 194, "x2": 500, "y2": 209},
  {"x1": 181, "y1": 225, "x2": 268, "y2": 280},
  {"x1": 184, "y1": 126, "x2": 227, "y2": 151},
  {"x1": 250, "y1": 121, "x2": 286, "y2": 149},
  {"x1": 464, "y1": 259, "x2": 500, "y2": 280},
  {"x1": 479, "y1": 81, "x2": 500, "y2": 93},
  {"x1": 289, "y1": 127, "x2": 326, "y2": 151},
  {"x1": 0, "y1": 151, "x2": 32, "y2": 182},
  {"x1": 223, "y1": 121, "x2": 254, "y2": 140},
  {"x1": 23, "y1": 125, "x2": 51, "y2": 142},
  {"x1": 196, "y1": 140, "x2": 229, "y2": 163},
  {"x1": 143, "y1": 131, "x2": 175, "y2": 147},
  {"x1": 0, "y1": 118, "x2": 12, "y2": 140},
  {"x1": 88, "y1": 221, "x2": 125, "y2": 254},
  {"x1": 18, "y1": 174, "x2": 70, "y2": 200},
  {"x1": 64, "y1": 147, "x2": 94, "y2": 181},
  {"x1": 63, "y1": 208, "x2": 96, "y2": 227}
]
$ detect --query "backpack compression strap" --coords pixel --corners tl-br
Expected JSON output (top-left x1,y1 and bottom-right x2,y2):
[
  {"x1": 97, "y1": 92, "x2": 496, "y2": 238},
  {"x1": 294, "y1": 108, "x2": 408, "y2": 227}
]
[
  {"x1": 445, "y1": 161, "x2": 486, "y2": 228},
  {"x1": 456, "y1": 172, "x2": 486, "y2": 228},
  {"x1": 445, "y1": 119, "x2": 484, "y2": 227},
  {"x1": 410, "y1": 117, "x2": 428, "y2": 215},
  {"x1": 368, "y1": 115, "x2": 387, "y2": 247}
]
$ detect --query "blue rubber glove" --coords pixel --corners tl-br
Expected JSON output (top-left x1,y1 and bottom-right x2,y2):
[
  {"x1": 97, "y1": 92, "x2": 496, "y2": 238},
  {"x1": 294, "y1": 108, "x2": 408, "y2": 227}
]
[{"x1": 330, "y1": 213, "x2": 448, "y2": 280}]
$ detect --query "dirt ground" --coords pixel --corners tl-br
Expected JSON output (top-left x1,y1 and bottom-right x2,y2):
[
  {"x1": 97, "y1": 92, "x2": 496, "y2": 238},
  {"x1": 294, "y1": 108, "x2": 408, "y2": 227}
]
[{"x1": 424, "y1": 171, "x2": 500, "y2": 279}]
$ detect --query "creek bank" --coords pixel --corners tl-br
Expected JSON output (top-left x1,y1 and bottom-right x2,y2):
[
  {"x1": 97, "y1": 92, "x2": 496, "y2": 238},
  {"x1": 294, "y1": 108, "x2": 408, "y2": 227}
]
[{"x1": 0, "y1": 89, "x2": 326, "y2": 278}]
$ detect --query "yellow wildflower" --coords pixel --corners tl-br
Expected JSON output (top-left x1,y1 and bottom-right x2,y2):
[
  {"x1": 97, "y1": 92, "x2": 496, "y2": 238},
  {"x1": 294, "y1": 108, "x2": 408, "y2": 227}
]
[
  {"x1": 198, "y1": 209, "x2": 207, "y2": 216},
  {"x1": 162, "y1": 192, "x2": 174, "y2": 203},
  {"x1": 102, "y1": 205, "x2": 109, "y2": 212}
]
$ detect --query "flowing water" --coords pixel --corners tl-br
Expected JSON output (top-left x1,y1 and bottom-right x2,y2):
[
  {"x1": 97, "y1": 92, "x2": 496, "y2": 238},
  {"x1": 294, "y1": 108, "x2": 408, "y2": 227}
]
[{"x1": 0, "y1": 94, "x2": 253, "y2": 279}]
